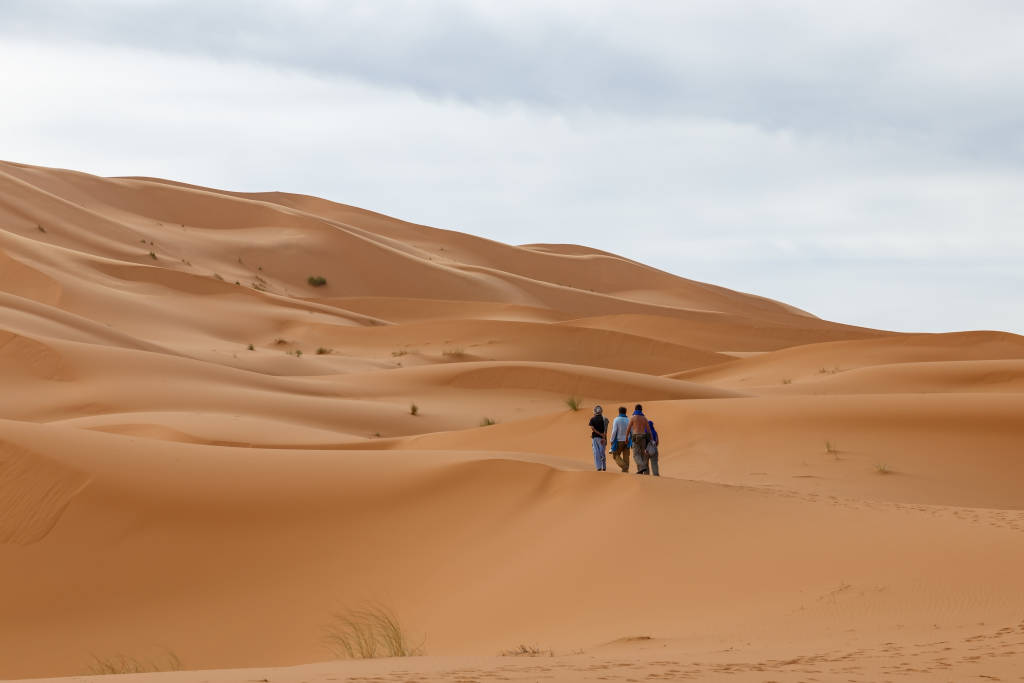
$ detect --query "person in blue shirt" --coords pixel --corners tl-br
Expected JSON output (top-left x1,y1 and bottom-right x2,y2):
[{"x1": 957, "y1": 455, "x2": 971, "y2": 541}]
[
  {"x1": 646, "y1": 419, "x2": 660, "y2": 476},
  {"x1": 607, "y1": 406, "x2": 631, "y2": 472}
]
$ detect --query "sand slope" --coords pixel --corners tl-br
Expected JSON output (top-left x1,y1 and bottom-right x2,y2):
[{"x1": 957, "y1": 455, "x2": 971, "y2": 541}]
[{"x1": 2, "y1": 160, "x2": 1023, "y2": 681}]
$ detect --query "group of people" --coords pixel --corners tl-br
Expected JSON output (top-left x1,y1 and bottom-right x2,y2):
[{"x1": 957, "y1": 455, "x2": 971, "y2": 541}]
[{"x1": 587, "y1": 404, "x2": 660, "y2": 475}]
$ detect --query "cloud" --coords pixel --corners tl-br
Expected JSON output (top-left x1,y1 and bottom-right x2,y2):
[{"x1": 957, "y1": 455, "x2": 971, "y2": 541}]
[{"x1": 1, "y1": 1, "x2": 1022, "y2": 333}]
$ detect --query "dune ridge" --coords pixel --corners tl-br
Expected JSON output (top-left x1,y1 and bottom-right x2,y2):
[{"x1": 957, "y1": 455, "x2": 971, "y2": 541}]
[{"x1": 2, "y1": 160, "x2": 1023, "y2": 681}]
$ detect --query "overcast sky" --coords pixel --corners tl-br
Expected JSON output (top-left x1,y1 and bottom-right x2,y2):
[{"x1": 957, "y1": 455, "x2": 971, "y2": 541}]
[{"x1": 2, "y1": 1, "x2": 1022, "y2": 333}]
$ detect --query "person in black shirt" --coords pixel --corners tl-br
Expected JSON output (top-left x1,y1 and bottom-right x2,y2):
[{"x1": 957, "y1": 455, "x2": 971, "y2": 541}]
[{"x1": 587, "y1": 405, "x2": 608, "y2": 471}]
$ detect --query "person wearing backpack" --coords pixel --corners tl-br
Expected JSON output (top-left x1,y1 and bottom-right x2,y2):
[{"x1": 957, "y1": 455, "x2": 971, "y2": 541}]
[
  {"x1": 607, "y1": 406, "x2": 631, "y2": 472},
  {"x1": 646, "y1": 419, "x2": 660, "y2": 476},
  {"x1": 627, "y1": 404, "x2": 654, "y2": 475},
  {"x1": 587, "y1": 405, "x2": 608, "y2": 471}
]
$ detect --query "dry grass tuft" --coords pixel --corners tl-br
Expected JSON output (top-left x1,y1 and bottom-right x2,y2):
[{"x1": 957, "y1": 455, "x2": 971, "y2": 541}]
[
  {"x1": 87, "y1": 651, "x2": 182, "y2": 675},
  {"x1": 323, "y1": 604, "x2": 424, "y2": 659},
  {"x1": 500, "y1": 644, "x2": 552, "y2": 657},
  {"x1": 565, "y1": 396, "x2": 582, "y2": 411}
]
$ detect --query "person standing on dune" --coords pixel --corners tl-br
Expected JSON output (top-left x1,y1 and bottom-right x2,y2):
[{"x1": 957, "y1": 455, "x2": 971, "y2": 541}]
[
  {"x1": 608, "y1": 406, "x2": 631, "y2": 472},
  {"x1": 588, "y1": 405, "x2": 608, "y2": 471},
  {"x1": 646, "y1": 419, "x2": 660, "y2": 477},
  {"x1": 628, "y1": 404, "x2": 653, "y2": 475}
]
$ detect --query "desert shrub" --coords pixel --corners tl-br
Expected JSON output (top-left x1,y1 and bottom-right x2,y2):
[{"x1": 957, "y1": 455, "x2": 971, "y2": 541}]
[
  {"x1": 391, "y1": 350, "x2": 408, "y2": 357},
  {"x1": 410, "y1": 403, "x2": 419, "y2": 416},
  {"x1": 442, "y1": 347, "x2": 465, "y2": 358},
  {"x1": 308, "y1": 275, "x2": 327, "y2": 287},
  {"x1": 480, "y1": 417, "x2": 496, "y2": 426},
  {"x1": 565, "y1": 396, "x2": 582, "y2": 411},
  {"x1": 247, "y1": 343, "x2": 254, "y2": 351},
  {"x1": 316, "y1": 347, "x2": 332, "y2": 355},
  {"x1": 87, "y1": 652, "x2": 182, "y2": 675},
  {"x1": 500, "y1": 644, "x2": 552, "y2": 657},
  {"x1": 323, "y1": 604, "x2": 423, "y2": 659},
  {"x1": 148, "y1": 251, "x2": 157, "y2": 260}
]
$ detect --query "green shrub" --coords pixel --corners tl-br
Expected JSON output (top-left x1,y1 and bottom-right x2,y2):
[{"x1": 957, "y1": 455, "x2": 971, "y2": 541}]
[{"x1": 308, "y1": 275, "x2": 327, "y2": 287}]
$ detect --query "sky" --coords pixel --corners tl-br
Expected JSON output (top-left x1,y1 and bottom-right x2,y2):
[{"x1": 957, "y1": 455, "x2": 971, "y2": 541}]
[{"x1": 1, "y1": 0, "x2": 1022, "y2": 334}]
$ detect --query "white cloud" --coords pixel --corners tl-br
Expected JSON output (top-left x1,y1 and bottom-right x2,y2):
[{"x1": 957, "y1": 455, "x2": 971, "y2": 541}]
[{"x1": 1, "y1": 1, "x2": 1022, "y2": 334}]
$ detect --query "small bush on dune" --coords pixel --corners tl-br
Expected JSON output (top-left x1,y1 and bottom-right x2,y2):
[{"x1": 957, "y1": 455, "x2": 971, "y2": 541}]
[
  {"x1": 480, "y1": 417, "x2": 496, "y2": 426},
  {"x1": 391, "y1": 349, "x2": 408, "y2": 357},
  {"x1": 410, "y1": 403, "x2": 419, "y2": 416},
  {"x1": 148, "y1": 251, "x2": 157, "y2": 260},
  {"x1": 875, "y1": 463, "x2": 891, "y2": 474},
  {"x1": 565, "y1": 396, "x2": 582, "y2": 411},
  {"x1": 323, "y1": 604, "x2": 423, "y2": 659},
  {"x1": 87, "y1": 651, "x2": 182, "y2": 675},
  {"x1": 442, "y1": 347, "x2": 465, "y2": 358},
  {"x1": 500, "y1": 644, "x2": 553, "y2": 657},
  {"x1": 247, "y1": 343, "x2": 254, "y2": 351},
  {"x1": 317, "y1": 347, "x2": 332, "y2": 355},
  {"x1": 308, "y1": 275, "x2": 327, "y2": 287}
]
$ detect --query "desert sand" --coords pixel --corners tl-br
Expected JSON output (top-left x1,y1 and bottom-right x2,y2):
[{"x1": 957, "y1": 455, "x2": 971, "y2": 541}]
[{"x1": 2, "y1": 160, "x2": 1024, "y2": 682}]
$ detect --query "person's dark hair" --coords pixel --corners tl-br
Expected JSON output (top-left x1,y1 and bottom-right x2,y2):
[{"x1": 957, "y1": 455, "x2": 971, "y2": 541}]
[
  {"x1": 618, "y1": 406, "x2": 627, "y2": 415},
  {"x1": 635, "y1": 404, "x2": 643, "y2": 412}
]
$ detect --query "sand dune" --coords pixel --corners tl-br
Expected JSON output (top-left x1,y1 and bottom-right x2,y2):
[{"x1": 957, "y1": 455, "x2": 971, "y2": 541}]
[{"x1": 2, "y1": 160, "x2": 1023, "y2": 681}]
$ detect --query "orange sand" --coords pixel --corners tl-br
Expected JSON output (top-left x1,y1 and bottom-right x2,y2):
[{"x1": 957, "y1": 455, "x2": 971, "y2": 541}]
[{"x1": 2, "y1": 160, "x2": 1023, "y2": 682}]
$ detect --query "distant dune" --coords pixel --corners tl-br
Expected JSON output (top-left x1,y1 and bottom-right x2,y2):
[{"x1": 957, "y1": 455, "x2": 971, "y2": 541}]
[{"x1": 2, "y1": 161, "x2": 1023, "y2": 681}]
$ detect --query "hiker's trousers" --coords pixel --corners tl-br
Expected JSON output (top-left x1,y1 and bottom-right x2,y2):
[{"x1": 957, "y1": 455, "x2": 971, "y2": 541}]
[
  {"x1": 632, "y1": 435, "x2": 650, "y2": 474},
  {"x1": 591, "y1": 437, "x2": 607, "y2": 471},
  {"x1": 610, "y1": 442, "x2": 630, "y2": 472}
]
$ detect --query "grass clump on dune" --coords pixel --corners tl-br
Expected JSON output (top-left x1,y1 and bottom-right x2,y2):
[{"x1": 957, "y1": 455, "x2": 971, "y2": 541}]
[
  {"x1": 87, "y1": 651, "x2": 182, "y2": 675},
  {"x1": 480, "y1": 417, "x2": 496, "y2": 426},
  {"x1": 442, "y1": 347, "x2": 465, "y2": 358},
  {"x1": 307, "y1": 275, "x2": 327, "y2": 287},
  {"x1": 410, "y1": 403, "x2": 419, "y2": 416},
  {"x1": 316, "y1": 347, "x2": 332, "y2": 355},
  {"x1": 565, "y1": 396, "x2": 582, "y2": 411},
  {"x1": 323, "y1": 604, "x2": 424, "y2": 659},
  {"x1": 500, "y1": 644, "x2": 553, "y2": 657}
]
